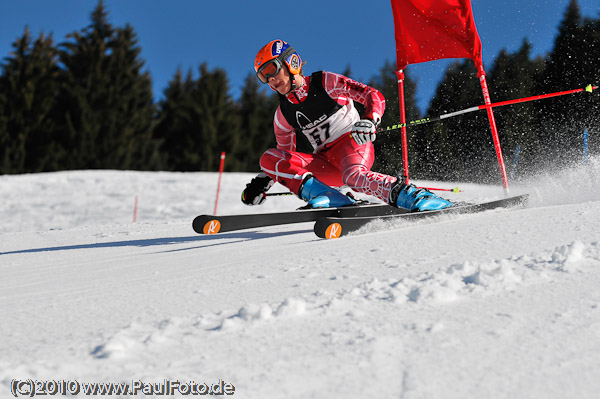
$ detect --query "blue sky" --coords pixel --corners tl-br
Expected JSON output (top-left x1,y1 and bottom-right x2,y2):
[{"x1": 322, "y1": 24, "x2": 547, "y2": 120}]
[{"x1": 1, "y1": 0, "x2": 598, "y2": 113}]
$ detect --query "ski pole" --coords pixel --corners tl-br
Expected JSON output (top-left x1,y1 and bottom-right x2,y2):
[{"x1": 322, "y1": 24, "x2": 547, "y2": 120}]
[
  {"x1": 420, "y1": 186, "x2": 462, "y2": 193},
  {"x1": 379, "y1": 84, "x2": 598, "y2": 133},
  {"x1": 267, "y1": 186, "x2": 461, "y2": 196},
  {"x1": 266, "y1": 192, "x2": 295, "y2": 197}
]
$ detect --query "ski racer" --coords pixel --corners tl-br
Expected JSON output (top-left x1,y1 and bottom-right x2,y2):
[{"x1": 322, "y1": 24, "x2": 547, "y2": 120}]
[{"x1": 241, "y1": 39, "x2": 452, "y2": 211}]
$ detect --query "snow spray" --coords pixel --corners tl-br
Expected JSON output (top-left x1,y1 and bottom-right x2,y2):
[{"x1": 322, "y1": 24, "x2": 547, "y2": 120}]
[
  {"x1": 583, "y1": 129, "x2": 589, "y2": 165},
  {"x1": 511, "y1": 145, "x2": 521, "y2": 180}
]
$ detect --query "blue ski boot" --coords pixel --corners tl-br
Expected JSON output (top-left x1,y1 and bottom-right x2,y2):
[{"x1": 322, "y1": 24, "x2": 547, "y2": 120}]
[
  {"x1": 389, "y1": 177, "x2": 452, "y2": 211},
  {"x1": 299, "y1": 175, "x2": 356, "y2": 208}
]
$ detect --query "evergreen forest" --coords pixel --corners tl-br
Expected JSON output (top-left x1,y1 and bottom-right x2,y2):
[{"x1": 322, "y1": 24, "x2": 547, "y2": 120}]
[{"x1": 1, "y1": 0, "x2": 599, "y2": 184}]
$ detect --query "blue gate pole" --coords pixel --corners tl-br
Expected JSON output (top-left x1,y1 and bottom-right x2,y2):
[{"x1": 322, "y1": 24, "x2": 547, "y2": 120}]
[{"x1": 583, "y1": 129, "x2": 589, "y2": 165}]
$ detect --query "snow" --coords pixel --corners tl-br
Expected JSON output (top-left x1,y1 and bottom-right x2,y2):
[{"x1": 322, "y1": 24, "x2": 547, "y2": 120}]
[{"x1": 1, "y1": 161, "x2": 600, "y2": 398}]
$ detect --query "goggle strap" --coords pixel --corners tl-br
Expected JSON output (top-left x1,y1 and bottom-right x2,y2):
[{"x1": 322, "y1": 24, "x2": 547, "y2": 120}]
[
  {"x1": 256, "y1": 44, "x2": 297, "y2": 84},
  {"x1": 279, "y1": 45, "x2": 296, "y2": 63}
]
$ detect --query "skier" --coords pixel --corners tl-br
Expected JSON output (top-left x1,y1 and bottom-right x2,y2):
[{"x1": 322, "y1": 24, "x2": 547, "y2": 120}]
[{"x1": 241, "y1": 39, "x2": 452, "y2": 211}]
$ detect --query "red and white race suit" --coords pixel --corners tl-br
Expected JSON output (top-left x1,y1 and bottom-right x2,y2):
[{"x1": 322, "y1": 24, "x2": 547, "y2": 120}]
[{"x1": 259, "y1": 71, "x2": 397, "y2": 202}]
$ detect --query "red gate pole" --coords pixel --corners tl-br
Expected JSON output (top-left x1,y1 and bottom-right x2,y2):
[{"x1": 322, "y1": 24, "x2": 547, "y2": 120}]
[
  {"x1": 133, "y1": 196, "x2": 139, "y2": 223},
  {"x1": 213, "y1": 152, "x2": 226, "y2": 215},
  {"x1": 478, "y1": 67, "x2": 510, "y2": 195},
  {"x1": 396, "y1": 68, "x2": 410, "y2": 184}
]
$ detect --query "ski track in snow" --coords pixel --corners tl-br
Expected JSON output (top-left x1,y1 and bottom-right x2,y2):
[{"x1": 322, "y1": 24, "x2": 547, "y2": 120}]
[{"x1": 1, "y1": 160, "x2": 600, "y2": 398}]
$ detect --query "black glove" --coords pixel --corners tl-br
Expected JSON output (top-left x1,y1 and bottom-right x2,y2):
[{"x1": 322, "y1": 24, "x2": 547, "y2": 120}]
[{"x1": 241, "y1": 173, "x2": 274, "y2": 205}]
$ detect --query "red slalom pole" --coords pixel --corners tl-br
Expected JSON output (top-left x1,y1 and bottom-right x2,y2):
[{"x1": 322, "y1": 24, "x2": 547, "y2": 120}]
[
  {"x1": 133, "y1": 196, "x2": 139, "y2": 223},
  {"x1": 213, "y1": 152, "x2": 226, "y2": 215},
  {"x1": 478, "y1": 68, "x2": 509, "y2": 195},
  {"x1": 396, "y1": 68, "x2": 410, "y2": 185}
]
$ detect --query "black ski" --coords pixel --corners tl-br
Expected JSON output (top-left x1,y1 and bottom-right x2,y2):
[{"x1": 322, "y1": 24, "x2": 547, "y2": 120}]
[
  {"x1": 193, "y1": 203, "x2": 408, "y2": 235},
  {"x1": 314, "y1": 194, "x2": 529, "y2": 239}
]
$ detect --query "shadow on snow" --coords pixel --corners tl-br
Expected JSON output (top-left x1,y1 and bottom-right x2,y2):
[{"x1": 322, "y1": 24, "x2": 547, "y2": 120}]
[{"x1": 0, "y1": 229, "x2": 313, "y2": 255}]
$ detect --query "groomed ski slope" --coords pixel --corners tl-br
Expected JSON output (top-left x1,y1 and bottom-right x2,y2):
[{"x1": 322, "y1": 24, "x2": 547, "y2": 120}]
[{"x1": 1, "y1": 161, "x2": 600, "y2": 398}]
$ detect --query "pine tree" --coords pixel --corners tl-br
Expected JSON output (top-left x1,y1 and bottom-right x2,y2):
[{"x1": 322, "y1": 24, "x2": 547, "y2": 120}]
[
  {"x1": 237, "y1": 74, "x2": 278, "y2": 172},
  {"x1": 153, "y1": 69, "x2": 196, "y2": 171},
  {"x1": 195, "y1": 64, "x2": 242, "y2": 171},
  {"x1": 535, "y1": 0, "x2": 587, "y2": 167},
  {"x1": 154, "y1": 64, "x2": 241, "y2": 171},
  {"x1": 0, "y1": 27, "x2": 63, "y2": 174},
  {"x1": 0, "y1": 83, "x2": 5, "y2": 172},
  {"x1": 56, "y1": 1, "x2": 157, "y2": 170},
  {"x1": 488, "y1": 40, "x2": 545, "y2": 179},
  {"x1": 578, "y1": 15, "x2": 600, "y2": 158},
  {"x1": 420, "y1": 60, "x2": 487, "y2": 181}
]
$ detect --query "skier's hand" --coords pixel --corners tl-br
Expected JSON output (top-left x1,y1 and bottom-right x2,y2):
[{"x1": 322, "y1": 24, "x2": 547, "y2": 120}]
[
  {"x1": 350, "y1": 119, "x2": 377, "y2": 145},
  {"x1": 241, "y1": 173, "x2": 274, "y2": 205}
]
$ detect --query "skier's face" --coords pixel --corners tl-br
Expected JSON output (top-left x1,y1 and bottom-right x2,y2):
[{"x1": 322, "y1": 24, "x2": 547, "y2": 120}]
[{"x1": 267, "y1": 65, "x2": 292, "y2": 95}]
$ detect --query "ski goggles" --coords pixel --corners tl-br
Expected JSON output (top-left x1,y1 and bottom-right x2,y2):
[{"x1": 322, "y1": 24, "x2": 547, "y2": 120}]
[
  {"x1": 256, "y1": 59, "x2": 283, "y2": 84},
  {"x1": 256, "y1": 46, "x2": 296, "y2": 84}
]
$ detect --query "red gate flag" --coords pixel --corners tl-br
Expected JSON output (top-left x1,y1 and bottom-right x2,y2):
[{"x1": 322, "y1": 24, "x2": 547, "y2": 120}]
[
  {"x1": 390, "y1": 0, "x2": 510, "y2": 193},
  {"x1": 391, "y1": 0, "x2": 483, "y2": 70}
]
